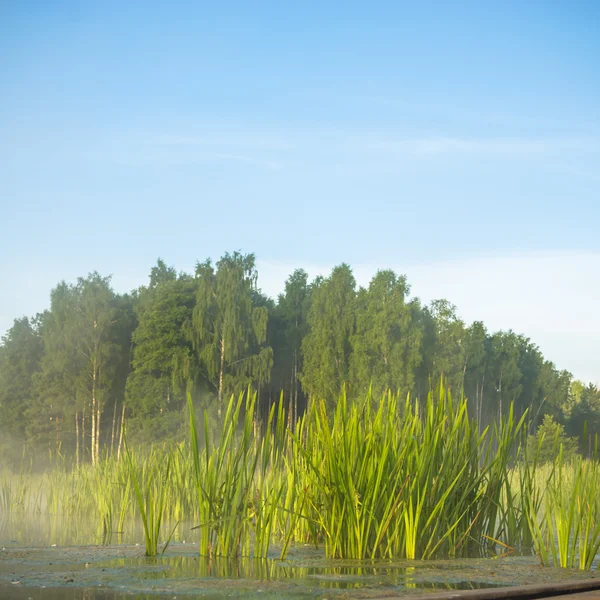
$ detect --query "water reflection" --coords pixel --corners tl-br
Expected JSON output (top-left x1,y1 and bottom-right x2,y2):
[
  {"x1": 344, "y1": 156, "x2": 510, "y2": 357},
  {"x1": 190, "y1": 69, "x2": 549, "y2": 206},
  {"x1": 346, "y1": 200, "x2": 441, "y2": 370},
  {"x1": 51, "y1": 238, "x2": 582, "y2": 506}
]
[
  {"x1": 0, "y1": 513, "x2": 178, "y2": 548},
  {"x1": 101, "y1": 554, "x2": 509, "y2": 591},
  {"x1": 0, "y1": 587, "x2": 206, "y2": 600},
  {"x1": 0, "y1": 514, "x2": 539, "y2": 596}
]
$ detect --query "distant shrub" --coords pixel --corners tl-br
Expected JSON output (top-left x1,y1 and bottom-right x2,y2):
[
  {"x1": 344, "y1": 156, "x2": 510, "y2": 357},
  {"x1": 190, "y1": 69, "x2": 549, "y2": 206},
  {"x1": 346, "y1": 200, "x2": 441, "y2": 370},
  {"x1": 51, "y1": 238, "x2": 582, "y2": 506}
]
[{"x1": 526, "y1": 414, "x2": 579, "y2": 463}]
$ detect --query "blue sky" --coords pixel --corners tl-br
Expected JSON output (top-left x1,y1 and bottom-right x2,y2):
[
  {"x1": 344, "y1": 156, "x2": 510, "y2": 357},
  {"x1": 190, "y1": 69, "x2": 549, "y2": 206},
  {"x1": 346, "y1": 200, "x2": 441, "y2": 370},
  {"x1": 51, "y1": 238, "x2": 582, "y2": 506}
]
[{"x1": 1, "y1": 1, "x2": 599, "y2": 382}]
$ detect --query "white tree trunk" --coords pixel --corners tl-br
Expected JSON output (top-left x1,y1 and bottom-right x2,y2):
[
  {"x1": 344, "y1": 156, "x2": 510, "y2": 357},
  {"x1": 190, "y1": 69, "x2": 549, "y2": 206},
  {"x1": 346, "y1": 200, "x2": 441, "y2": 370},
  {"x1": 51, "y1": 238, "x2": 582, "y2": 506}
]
[
  {"x1": 110, "y1": 400, "x2": 118, "y2": 456},
  {"x1": 218, "y1": 337, "x2": 225, "y2": 418},
  {"x1": 75, "y1": 412, "x2": 79, "y2": 468},
  {"x1": 117, "y1": 402, "x2": 125, "y2": 461},
  {"x1": 96, "y1": 406, "x2": 101, "y2": 463}
]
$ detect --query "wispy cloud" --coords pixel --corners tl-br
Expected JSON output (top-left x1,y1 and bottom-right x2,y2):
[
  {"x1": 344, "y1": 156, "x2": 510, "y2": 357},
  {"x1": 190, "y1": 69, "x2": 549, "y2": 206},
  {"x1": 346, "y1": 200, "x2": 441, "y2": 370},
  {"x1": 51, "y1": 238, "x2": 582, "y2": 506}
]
[
  {"x1": 364, "y1": 136, "x2": 600, "y2": 156},
  {"x1": 43, "y1": 124, "x2": 600, "y2": 174},
  {"x1": 157, "y1": 127, "x2": 600, "y2": 158},
  {"x1": 201, "y1": 151, "x2": 282, "y2": 170},
  {"x1": 157, "y1": 134, "x2": 293, "y2": 152},
  {"x1": 153, "y1": 133, "x2": 290, "y2": 170}
]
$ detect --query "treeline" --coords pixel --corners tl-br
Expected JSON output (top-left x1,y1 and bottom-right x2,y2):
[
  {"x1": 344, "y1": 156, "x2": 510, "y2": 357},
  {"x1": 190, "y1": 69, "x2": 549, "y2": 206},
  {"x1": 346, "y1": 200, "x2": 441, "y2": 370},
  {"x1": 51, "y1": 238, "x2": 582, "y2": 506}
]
[{"x1": 1, "y1": 251, "x2": 599, "y2": 467}]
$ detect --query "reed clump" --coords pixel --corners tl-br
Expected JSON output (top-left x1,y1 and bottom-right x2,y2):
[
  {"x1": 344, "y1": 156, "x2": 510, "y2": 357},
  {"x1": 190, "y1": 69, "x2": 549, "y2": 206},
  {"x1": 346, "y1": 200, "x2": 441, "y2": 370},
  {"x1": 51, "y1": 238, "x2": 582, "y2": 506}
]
[
  {"x1": 525, "y1": 456, "x2": 600, "y2": 569},
  {"x1": 2, "y1": 388, "x2": 599, "y2": 569}
]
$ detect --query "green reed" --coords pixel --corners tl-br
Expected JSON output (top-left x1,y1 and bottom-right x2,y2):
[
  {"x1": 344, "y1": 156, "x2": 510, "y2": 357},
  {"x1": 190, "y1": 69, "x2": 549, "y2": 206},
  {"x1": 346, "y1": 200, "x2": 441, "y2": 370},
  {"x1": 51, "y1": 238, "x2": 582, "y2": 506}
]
[
  {"x1": 3, "y1": 388, "x2": 599, "y2": 570},
  {"x1": 526, "y1": 455, "x2": 600, "y2": 569},
  {"x1": 124, "y1": 440, "x2": 179, "y2": 557},
  {"x1": 187, "y1": 391, "x2": 267, "y2": 558},
  {"x1": 291, "y1": 388, "x2": 528, "y2": 560}
]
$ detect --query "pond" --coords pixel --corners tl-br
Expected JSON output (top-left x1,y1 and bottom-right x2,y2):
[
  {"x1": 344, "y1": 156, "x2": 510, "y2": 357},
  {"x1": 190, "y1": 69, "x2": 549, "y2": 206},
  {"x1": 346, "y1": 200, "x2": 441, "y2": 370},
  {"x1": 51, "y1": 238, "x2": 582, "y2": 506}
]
[{"x1": 2, "y1": 515, "x2": 600, "y2": 599}]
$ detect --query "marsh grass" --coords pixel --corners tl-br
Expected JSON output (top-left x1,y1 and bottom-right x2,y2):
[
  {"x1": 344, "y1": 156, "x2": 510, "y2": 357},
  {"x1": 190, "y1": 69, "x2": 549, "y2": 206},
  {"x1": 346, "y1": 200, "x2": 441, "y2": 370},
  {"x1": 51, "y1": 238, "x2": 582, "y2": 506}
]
[
  {"x1": 527, "y1": 455, "x2": 600, "y2": 569},
  {"x1": 187, "y1": 391, "x2": 270, "y2": 558},
  {"x1": 124, "y1": 439, "x2": 178, "y2": 556},
  {"x1": 2, "y1": 389, "x2": 599, "y2": 569},
  {"x1": 292, "y1": 388, "x2": 529, "y2": 560}
]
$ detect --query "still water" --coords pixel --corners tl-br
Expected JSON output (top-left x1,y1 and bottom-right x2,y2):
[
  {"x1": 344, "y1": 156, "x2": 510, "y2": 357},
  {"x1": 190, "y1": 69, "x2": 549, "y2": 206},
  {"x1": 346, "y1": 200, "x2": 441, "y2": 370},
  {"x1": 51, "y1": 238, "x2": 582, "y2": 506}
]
[{"x1": 1, "y1": 514, "x2": 599, "y2": 599}]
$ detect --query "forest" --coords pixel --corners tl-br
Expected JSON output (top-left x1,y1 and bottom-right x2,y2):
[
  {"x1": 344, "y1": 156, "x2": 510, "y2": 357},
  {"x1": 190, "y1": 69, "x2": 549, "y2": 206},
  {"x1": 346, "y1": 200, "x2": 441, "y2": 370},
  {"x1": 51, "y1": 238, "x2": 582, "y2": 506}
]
[{"x1": 1, "y1": 251, "x2": 599, "y2": 468}]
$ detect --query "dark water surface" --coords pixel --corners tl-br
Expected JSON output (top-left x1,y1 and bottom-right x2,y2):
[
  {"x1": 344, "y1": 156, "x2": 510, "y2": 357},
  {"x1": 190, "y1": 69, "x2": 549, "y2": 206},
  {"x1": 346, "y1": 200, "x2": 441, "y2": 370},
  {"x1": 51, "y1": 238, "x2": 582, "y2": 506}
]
[
  {"x1": 2, "y1": 516, "x2": 600, "y2": 599},
  {"x1": 3, "y1": 542, "x2": 600, "y2": 600}
]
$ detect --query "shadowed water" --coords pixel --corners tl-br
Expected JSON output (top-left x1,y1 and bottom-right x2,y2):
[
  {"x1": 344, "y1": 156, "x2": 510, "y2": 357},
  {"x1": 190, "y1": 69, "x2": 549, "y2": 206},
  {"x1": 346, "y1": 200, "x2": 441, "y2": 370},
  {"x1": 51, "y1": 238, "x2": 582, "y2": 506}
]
[{"x1": 2, "y1": 514, "x2": 600, "y2": 599}]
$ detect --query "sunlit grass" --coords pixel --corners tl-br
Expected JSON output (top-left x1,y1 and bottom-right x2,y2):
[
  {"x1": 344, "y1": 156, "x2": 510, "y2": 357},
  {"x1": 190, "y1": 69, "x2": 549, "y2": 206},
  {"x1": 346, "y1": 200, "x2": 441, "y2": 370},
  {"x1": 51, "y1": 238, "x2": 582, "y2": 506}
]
[
  {"x1": 2, "y1": 389, "x2": 599, "y2": 569},
  {"x1": 526, "y1": 456, "x2": 600, "y2": 569}
]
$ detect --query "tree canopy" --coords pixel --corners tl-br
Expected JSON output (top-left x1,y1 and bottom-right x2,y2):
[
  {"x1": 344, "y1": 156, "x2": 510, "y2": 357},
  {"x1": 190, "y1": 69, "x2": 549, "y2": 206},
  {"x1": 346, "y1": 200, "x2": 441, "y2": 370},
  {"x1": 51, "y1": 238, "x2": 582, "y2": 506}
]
[{"x1": 1, "y1": 252, "x2": 597, "y2": 466}]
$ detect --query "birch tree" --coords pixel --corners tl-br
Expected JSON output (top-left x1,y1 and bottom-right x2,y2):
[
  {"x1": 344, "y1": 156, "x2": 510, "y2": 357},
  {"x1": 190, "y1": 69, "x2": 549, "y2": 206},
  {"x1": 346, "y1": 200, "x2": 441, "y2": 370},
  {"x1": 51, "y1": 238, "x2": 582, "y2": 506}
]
[{"x1": 191, "y1": 252, "x2": 273, "y2": 418}]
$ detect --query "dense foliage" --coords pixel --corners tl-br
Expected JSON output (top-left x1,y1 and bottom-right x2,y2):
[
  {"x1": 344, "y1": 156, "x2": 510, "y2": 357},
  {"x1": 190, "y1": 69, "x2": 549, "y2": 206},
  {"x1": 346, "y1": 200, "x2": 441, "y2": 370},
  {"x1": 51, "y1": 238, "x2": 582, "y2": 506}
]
[
  {"x1": 3, "y1": 391, "x2": 600, "y2": 568},
  {"x1": 1, "y1": 251, "x2": 598, "y2": 466}
]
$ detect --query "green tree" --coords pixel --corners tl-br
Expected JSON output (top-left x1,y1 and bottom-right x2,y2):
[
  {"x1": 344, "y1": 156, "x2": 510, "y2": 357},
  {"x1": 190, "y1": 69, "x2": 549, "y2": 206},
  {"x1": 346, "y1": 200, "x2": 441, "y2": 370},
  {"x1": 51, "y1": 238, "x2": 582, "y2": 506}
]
[
  {"x1": 27, "y1": 282, "x2": 80, "y2": 457},
  {"x1": 270, "y1": 269, "x2": 310, "y2": 425},
  {"x1": 350, "y1": 270, "x2": 422, "y2": 398},
  {"x1": 1, "y1": 250, "x2": 595, "y2": 466},
  {"x1": 31, "y1": 274, "x2": 132, "y2": 464},
  {"x1": 301, "y1": 264, "x2": 356, "y2": 405},
  {"x1": 149, "y1": 257, "x2": 178, "y2": 289},
  {"x1": 485, "y1": 331, "x2": 523, "y2": 425},
  {"x1": 125, "y1": 263, "x2": 196, "y2": 443},
  {"x1": 526, "y1": 414, "x2": 579, "y2": 463},
  {"x1": 190, "y1": 252, "x2": 273, "y2": 418},
  {"x1": 463, "y1": 321, "x2": 488, "y2": 430},
  {"x1": 0, "y1": 316, "x2": 45, "y2": 465},
  {"x1": 75, "y1": 274, "x2": 132, "y2": 464},
  {"x1": 428, "y1": 300, "x2": 467, "y2": 396},
  {"x1": 565, "y1": 383, "x2": 600, "y2": 457},
  {"x1": 538, "y1": 364, "x2": 572, "y2": 422},
  {"x1": 514, "y1": 338, "x2": 544, "y2": 426}
]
